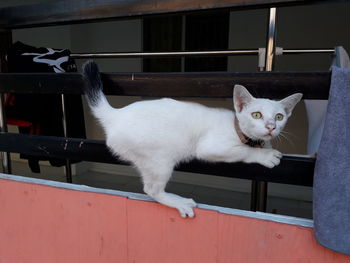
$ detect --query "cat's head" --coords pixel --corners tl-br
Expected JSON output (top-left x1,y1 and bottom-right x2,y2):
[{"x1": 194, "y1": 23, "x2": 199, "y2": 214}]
[{"x1": 233, "y1": 85, "x2": 302, "y2": 142}]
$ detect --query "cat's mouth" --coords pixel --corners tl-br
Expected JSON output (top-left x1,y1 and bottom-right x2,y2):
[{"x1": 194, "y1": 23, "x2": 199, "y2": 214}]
[
  {"x1": 249, "y1": 133, "x2": 272, "y2": 142},
  {"x1": 261, "y1": 132, "x2": 275, "y2": 141},
  {"x1": 260, "y1": 136, "x2": 272, "y2": 141}
]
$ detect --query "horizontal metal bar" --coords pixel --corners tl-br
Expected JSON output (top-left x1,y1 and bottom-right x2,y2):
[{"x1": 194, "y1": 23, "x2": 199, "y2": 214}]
[
  {"x1": 282, "y1": 49, "x2": 335, "y2": 54},
  {"x1": 71, "y1": 50, "x2": 259, "y2": 59},
  {"x1": 71, "y1": 48, "x2": 337, "y2": 59},
  {"x1": 0, "y1": 71, "x2": 331, "y2": 99},
  {"x1": 0, "y1": 133, "x2": 314, "y2": 186},
  {"x1": 0, "y1": 0, "x2": 339, "y2": 29}
]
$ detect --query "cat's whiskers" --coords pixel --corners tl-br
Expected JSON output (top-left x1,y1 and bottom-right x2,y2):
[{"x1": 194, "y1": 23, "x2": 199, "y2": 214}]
[
  {"x1": 277, "y1": 134, "x2": 282, "y2": 144},
  {"x1": 277, "y1": 131, "x2": 296, "y2": 148},
  {"x1": 280, "y1": 130, "x2": 297, "y2": 139},
  {"x1": 274, "y1": 133, "x2": 282, "y2": 144}
]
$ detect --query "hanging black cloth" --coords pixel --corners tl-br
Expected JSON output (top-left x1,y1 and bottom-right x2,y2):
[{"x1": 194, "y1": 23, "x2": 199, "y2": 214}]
[{"x1": 5, "y1": 41, "x2": 86, "y2": 173}]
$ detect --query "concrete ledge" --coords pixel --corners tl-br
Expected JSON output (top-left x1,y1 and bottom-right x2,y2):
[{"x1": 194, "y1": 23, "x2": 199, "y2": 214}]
[
  {"x1": 1, "y1": 173, "x2": 348, "y2": 262},
  {"x1": 0, "y1": 173, "x2": 312, "y2": 227}
]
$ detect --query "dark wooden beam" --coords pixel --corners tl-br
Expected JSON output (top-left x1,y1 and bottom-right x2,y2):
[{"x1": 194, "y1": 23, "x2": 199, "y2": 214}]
[
  {"x1": 0, "y1": 0, "x2": 344, "y2": 29},
  {"x1": 0, "y1": 29, "x2": 13, "y2": 174},
  {"x1": 0, "y1": 133, "x2": 119, "y2": 165},
  {"x1": 0, "y1": 71, "x2": 330, "y2": 99},
  {"x1": 0, "y1": 133, "x2": 314, "y2": 186}
]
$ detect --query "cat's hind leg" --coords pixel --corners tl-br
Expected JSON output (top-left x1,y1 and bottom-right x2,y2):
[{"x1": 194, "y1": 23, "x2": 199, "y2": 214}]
[
  {"x1": 136, "y1": 162, "x2": 196, "y2": 218},
  {"x1": 144, "y1": 180, "x2": 197, "y2": 218}
]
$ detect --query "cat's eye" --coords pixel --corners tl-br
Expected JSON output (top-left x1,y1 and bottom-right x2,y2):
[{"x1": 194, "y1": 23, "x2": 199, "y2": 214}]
[
  {"x1": 251, "y1": 112, "x2": 262, "y2": 119},
  {"x1": 275, "y1": 113, "x2": 284, "y2": 121}
]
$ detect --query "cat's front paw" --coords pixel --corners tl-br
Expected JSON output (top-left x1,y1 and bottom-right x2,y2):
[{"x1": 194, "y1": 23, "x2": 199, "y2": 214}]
[
  {"x1": 174, "y1": 198, "x2": 197, "y2": 218},
  {"x1": 258, "y1": 149, "x2": 282, "y2": 168}
]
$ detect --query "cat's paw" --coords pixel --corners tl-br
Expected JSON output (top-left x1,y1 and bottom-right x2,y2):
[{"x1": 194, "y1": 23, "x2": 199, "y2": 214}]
[
  {"x1": 258, "y1": 149, "x2": 282, "y2": 168},
  {"x1": 174, "y1": 198, "x2": 197, "y2": 218}
]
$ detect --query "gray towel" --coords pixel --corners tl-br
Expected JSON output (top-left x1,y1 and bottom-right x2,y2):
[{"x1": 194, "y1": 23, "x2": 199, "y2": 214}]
[
  {"x1": 313, "y1": 66, "x2": 350, "y2": 255},
  {"x1": 333, "y1": 46, "x2": 350, "y2": 68}
]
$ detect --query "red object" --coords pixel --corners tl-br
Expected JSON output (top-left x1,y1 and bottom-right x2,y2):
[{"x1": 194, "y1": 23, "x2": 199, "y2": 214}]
[
  {"x1": 6, "y1": 118, "x2": 32, "y2": 127},
  {"x1": 0, "y1": 177, "x2": 349, "y2": 263}
]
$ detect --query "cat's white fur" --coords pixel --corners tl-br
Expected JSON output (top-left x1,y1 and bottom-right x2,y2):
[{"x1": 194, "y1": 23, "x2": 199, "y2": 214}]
[{"x1": 83, "y1": 62, "x2": 302, "y2": 218}]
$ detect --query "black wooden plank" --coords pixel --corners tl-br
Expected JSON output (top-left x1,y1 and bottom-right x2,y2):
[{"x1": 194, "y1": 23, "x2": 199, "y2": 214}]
[
  {"x1": 0, "y1": 133, "x2": 314, "y2": 186},
  {"x1": 0, "y1": 71, "x2": 330, "y2": 99},
  {"x1": 178, "y1": 156, "x2": 314, "y2": 186},
  {"x1": 0, "y1": 0, "x2": 341, "y2": 29},
  {"x1": 0, "y1": 133, "x2": 120, "y2": 165}
]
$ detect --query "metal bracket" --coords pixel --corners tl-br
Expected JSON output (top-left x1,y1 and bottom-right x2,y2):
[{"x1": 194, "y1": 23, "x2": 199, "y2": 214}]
[{"x1": 258, "y1": 48, "x2": 266, "y2": 71}]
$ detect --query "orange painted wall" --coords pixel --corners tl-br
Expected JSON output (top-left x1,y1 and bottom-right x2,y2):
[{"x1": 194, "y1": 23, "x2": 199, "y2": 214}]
[{"x1": 0, "y1": 178, "x2": 349, "y2": 263}]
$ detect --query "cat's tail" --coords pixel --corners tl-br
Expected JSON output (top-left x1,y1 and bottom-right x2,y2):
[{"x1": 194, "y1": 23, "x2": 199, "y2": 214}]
[{"x1": 82, "y1": 60, "x2": 115, "y2": 123}]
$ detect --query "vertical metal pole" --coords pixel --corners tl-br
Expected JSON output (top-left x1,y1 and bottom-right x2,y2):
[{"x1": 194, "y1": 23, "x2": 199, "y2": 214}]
[
  {"x1": 0, "y1": 29, "x2": 12, "y2": 174},
  {"x1": 61, "y1": 94, "x2": 72, "y2": 183},
  {"x1": 251, "y1": 7, "x2": 277, "y2": 212},
  {"x1": 250, "y1": 181, "x2": 258, "y2": 211},
  {"x1": 265, "y1": 7, "x2": 277, "y2": 71}
]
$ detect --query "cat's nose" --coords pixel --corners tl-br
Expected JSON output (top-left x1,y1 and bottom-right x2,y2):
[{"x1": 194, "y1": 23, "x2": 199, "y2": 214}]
[{"x1": 266, "y1": 124, "x2": 276, "y2": 132}]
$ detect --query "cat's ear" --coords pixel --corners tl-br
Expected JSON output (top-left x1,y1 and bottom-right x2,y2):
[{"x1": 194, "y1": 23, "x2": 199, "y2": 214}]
[
  {"x1": 279, "y1": 93, "x2": 303, "y2": 116},
  {"x1": 233, "y1": 85, "x2": 254, "y2": 113}
]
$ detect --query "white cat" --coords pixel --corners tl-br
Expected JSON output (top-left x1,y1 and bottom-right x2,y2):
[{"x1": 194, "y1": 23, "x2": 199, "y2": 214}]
[{"x1": 82, "y1": 61, "x2": 302, "y2": 218}]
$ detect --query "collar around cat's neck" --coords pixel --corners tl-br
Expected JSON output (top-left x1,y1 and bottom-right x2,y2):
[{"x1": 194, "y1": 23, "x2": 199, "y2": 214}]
[{"x1": 234, "y1": 116, "x2": 265, "y2": 148}]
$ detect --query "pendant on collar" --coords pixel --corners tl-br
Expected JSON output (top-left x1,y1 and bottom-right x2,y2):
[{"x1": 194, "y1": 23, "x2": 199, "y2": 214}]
[{"x1": 234, "y1": 117, "x2": 265, "y2": 148}]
